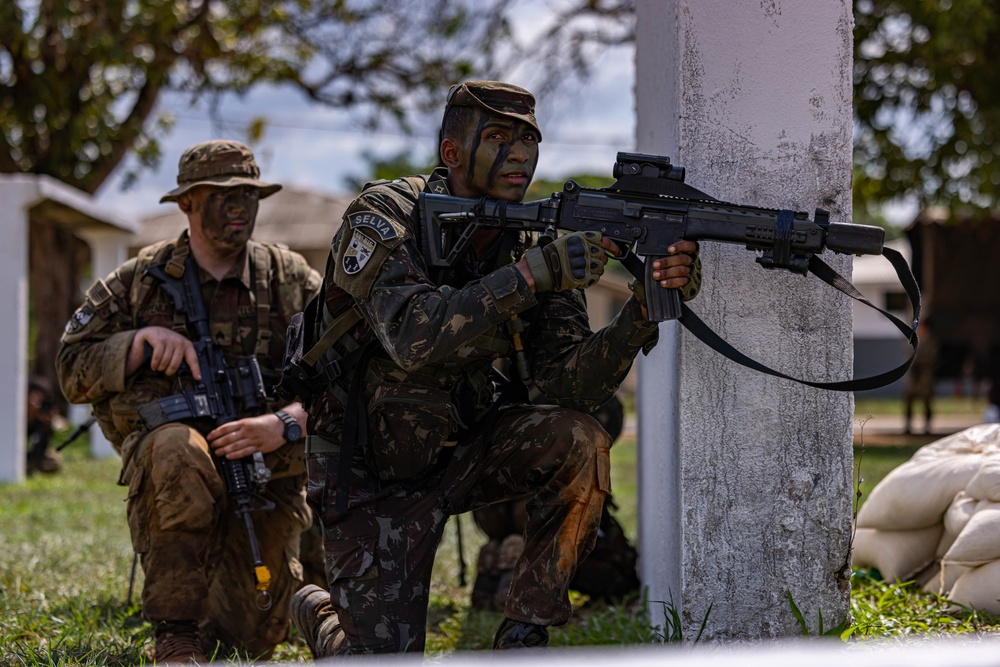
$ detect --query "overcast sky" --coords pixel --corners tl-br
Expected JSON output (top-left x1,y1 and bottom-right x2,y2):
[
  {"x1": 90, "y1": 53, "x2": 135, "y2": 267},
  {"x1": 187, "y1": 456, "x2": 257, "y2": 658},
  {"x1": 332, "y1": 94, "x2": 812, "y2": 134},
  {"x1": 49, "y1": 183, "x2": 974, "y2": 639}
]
[{"x1": 94, "y1": 43, "x2": 637, "y2": 219}]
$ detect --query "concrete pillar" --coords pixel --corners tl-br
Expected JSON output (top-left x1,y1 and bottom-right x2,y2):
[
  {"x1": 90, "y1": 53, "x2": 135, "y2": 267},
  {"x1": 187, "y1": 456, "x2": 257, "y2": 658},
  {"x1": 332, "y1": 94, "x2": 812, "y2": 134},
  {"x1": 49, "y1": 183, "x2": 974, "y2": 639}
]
[
  {"x1": 0, "y1": 178, "x2": 34, "y2": 483},
  {"x1": 635, "y1": 0, "x2": 855, "y2": 639}
]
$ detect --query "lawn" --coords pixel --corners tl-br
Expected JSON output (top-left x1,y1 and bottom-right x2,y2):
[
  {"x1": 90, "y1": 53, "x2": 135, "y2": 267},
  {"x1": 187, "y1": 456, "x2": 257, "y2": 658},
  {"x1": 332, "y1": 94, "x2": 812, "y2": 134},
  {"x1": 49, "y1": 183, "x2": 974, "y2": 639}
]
[{"x1": 2, "y1": 404, "x2": 997, "y2": 664}]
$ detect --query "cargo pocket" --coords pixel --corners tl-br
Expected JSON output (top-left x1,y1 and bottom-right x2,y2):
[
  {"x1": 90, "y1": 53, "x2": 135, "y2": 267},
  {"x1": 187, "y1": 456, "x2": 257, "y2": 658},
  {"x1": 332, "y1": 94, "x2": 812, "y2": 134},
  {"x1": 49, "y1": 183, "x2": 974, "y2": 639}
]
[
  {"x1": 596, "y1": 446, "x2": 612, "y2": 493},
  {"x1": 367, "y1": 383, "x2": 454, "y2": 482},
  {"x1": 326, "y1": 536, "x2": 378, "y2": 585},
  {"x1": 125, "y1": 464, "x2": 150, "y2": 554}
]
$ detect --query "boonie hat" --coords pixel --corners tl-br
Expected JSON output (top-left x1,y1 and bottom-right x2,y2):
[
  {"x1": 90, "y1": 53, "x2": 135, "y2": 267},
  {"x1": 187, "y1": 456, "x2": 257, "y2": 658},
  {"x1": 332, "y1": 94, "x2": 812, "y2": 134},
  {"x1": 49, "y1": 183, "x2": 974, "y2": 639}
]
[
  {"x1": 446, "y1": 80, "x2": 542, "y2": 141},
  {"x1": 160, "y1": 140, "x2": 282, "y2": 204}
]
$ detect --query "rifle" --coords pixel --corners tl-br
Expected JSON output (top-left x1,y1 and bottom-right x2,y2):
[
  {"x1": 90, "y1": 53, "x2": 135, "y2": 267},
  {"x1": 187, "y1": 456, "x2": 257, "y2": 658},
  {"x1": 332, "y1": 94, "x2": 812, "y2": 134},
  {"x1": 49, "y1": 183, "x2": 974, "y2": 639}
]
[
  {"x1": 420, "y1": 152, "x2": 920, "y2": 391},
  {"x1": 137, "y1": 255, "x2": 275, "y2": 610},
  {"x1": 56, "y1": 416, "x2": 97, "y2": 452}
]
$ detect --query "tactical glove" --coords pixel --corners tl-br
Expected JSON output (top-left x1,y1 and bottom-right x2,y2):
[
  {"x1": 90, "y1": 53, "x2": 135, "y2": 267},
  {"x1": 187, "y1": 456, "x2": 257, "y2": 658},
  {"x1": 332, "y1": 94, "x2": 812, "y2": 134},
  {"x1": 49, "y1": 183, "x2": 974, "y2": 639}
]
[{"x1": 524, "y1": 231, "x2": 606, "y2": 292}]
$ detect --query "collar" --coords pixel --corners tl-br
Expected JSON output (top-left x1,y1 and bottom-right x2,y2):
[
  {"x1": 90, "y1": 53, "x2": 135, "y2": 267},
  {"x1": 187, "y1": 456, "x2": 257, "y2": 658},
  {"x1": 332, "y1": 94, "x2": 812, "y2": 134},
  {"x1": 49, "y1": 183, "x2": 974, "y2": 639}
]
[{"x1": 175, "y1": 230, "x2": 252, "y2": 288}]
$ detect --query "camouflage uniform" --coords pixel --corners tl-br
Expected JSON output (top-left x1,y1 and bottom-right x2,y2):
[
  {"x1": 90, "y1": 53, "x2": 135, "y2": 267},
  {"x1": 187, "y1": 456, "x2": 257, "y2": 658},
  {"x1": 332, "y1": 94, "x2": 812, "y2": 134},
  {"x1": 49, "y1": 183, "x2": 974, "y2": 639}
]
[
  {"x1": 302, "y1": 158, "x2": 660, "y2": 654},
  {"x1": 57, "y1": 141, "x2": 322, "y2": 659}
]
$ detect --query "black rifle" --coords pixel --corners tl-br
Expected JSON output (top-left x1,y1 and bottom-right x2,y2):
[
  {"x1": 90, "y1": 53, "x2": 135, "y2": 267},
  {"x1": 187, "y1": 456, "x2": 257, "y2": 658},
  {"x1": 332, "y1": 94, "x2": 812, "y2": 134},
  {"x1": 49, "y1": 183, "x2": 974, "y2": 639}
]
[
  {"x1": 421, "y1": 152, "x2": 920, "y2": 391},
  {"x1": 137, "y1": 255, "x2": 275, "y2": 610},
  {"x1": 56, "y1": 416, "x2": 97, "y2": 452}
]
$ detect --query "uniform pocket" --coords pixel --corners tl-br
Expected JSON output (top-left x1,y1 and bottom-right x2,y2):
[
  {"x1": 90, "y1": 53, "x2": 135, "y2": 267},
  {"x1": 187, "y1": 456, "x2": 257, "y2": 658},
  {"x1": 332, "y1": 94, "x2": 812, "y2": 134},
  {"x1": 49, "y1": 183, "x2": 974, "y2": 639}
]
[
  {"x1": 367, "y1": 383, "x2": 454, "y2": 482},
  {"x1": 596, "y1": 446, "x2": 612, "y2": 493},
  {"x1": 125, "y1": 464, "x2": 150, "y2": 554},
  {"x1": 326, "y1": 536, "x2": 378, "y2": 584}
]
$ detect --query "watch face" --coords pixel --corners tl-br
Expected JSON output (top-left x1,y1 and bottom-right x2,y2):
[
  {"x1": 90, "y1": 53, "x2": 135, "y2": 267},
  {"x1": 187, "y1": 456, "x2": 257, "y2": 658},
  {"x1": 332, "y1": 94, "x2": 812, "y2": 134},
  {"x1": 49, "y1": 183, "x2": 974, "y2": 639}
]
[{"x1": 286, "y1": 422, "x2": 303, "y2": 442}]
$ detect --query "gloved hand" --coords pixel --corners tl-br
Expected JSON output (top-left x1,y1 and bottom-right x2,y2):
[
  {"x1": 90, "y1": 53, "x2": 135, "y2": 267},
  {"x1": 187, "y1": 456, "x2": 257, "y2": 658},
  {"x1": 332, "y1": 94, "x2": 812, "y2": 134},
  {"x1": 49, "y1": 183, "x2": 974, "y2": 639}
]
[{"x1": 523, "y1": 231, "x2": 607, "y2": 292}]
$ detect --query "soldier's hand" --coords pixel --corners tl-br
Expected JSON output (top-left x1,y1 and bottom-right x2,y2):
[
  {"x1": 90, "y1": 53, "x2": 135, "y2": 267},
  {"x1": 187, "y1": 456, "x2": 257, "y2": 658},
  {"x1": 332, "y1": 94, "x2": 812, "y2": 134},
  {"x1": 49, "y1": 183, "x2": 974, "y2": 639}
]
[
  {"x1": 208, "y1": 414, "x2": 286, "y2": 460},
  {"x1": 127, "y1": 326, "x2": 202, "y2": 380},
  {"x1": 521, "y1": 231, "x2": 608, "y2": 292},
  {"x1": 652, "y1": 240, "x2": 701, "y2": 302}
]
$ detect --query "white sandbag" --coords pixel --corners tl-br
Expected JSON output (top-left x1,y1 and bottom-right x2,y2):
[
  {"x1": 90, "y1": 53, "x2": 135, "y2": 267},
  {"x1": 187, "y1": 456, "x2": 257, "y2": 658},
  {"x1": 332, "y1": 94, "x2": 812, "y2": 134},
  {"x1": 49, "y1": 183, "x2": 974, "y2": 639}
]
[
  {"x1": 923, "y1": 562, "x2": 971, "y2": 596},
  {"x1": 966, "y1": 456, "x2": 1000, "y2": 501},
  {"x1": 852, "y1": 525, "x2": 943, "y2": 582},
  {"x1": 948, "y1": 560, "x2": 1000, "y2": 615},
  {"x1": 942, "y1": 500, "x2": 1000, "y2": 566},
  {"x1": 856, "y1": 455, "x2": 986, "y2": 530},
  {"x1": 936, "y1": 491, "x2": 978, "y2": 558},
  {"x1": 910, "y1": 424, "x2": 1000, "y2": 463}
]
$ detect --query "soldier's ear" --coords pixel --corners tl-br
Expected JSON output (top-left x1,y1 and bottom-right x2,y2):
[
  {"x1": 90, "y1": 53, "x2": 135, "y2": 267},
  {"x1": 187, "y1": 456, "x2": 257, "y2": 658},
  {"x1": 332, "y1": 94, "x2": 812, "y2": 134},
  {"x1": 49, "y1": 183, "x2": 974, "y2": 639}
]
[
  {"x1": 178, "y1": 194, "x2": 194, "y2": 214},
  {"x1": 440, "y1": 137, "x2": 463, "y2": 170}
]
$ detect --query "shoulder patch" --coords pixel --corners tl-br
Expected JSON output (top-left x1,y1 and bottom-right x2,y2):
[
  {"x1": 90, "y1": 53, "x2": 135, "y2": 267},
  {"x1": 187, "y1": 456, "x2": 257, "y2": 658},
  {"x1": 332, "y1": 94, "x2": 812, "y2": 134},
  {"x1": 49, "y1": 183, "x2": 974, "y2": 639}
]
[
  {"x1": 348, "y1": 211, "x2": 401, "y2": 242},
  {"x1": 342, "y1": 229, "x2": 378, "y2": 275},
  {"x1": 64, "y1": 305, "x2": 96, "y2": 334}
]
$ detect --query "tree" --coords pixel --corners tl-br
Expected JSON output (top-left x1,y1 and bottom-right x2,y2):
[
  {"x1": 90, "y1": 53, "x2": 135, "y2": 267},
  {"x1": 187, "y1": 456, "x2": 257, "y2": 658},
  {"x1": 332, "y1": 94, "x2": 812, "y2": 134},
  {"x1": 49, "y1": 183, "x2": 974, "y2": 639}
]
[
  {"x1": 853, "y1": 0, "x2": 1000, "y2": 212},
  {"x1": 0, "y1": 0, "x2": 634, "y2": 398}
]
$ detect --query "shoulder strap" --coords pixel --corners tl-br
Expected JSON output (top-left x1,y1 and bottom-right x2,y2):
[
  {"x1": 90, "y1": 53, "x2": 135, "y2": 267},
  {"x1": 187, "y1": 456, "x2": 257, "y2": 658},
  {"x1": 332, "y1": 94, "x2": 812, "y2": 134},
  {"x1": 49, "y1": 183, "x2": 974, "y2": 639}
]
[
  {"x1": 677, "y1": 247, "x2": 920, "y2": 392},
  {"x1": 130, "y1": 240, "x2": 183, "y2": 331},
  {"x1": 250, "y1": 242, "x2": 274, "y2": 356}
]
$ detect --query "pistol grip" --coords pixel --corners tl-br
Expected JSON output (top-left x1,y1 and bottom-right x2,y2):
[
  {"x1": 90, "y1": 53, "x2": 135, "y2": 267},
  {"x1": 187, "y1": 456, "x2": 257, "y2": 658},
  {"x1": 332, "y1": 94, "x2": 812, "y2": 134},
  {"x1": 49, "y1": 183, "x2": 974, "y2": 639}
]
[{"x1": 645, "y1": 261, "x2": 682, "y2": 321}]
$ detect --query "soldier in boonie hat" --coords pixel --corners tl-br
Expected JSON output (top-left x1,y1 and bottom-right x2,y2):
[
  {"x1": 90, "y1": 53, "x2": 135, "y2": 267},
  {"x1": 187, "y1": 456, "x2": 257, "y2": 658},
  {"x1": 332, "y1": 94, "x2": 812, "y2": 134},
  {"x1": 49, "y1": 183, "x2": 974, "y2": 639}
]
[
  {"x1": 445, "y1": 80, "x2": 543, "y2": 141},
  {"x1": 160, "y1": 139, "x2": 282, "y2": 204}
]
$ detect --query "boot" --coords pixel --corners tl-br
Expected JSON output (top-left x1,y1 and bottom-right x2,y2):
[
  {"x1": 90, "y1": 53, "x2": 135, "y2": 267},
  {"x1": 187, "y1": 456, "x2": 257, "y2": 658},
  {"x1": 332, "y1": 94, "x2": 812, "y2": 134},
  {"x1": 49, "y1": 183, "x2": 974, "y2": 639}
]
[
  {"x1": 289, "y1": 584, "x2": 343, "y2": 657},
  {"x1": 493, "y1": 617, "x2": 549, "y2": 650},
  {"x1": 154, "y1": 620, "x2": 206, "y2": 664}
]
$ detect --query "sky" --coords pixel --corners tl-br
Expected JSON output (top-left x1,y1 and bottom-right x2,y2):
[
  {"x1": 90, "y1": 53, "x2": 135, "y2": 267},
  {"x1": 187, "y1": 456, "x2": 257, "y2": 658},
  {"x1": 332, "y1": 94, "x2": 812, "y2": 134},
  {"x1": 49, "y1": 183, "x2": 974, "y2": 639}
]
[{"x1": 93, "y1": 45, "x2": 637, "y2": 220}]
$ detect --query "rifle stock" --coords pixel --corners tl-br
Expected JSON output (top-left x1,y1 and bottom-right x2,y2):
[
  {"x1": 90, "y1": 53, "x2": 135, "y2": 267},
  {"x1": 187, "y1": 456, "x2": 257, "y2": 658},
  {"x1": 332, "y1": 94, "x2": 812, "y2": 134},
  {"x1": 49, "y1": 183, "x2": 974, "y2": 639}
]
[{"x1": 420, "y1": 151, "x2": 885, "y2": 322}]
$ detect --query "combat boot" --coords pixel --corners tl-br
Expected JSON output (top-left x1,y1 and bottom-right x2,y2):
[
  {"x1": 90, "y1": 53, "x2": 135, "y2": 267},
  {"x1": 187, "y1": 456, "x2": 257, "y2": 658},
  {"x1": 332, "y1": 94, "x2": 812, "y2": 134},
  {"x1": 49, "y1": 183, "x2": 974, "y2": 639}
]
[
  {"x1": 153, "y1": 620, "x2": 206, "y2": 664},
  {"x1": 290, "y1": 584, "x2": 343, "y2": 657},
  {"x1": 493, "y1": 617, "x2": 549, "y2": 650}
]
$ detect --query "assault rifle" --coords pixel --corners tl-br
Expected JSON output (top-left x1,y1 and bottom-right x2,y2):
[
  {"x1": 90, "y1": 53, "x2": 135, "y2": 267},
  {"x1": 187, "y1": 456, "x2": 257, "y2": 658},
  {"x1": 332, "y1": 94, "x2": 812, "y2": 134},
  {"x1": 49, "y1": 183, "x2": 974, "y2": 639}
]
[
  {"x1": 420, "y1": 152, "x2": 920, "y2": 391},
  {"x1": 137, "y1": 255, "x2": 275, "y2": 610}
]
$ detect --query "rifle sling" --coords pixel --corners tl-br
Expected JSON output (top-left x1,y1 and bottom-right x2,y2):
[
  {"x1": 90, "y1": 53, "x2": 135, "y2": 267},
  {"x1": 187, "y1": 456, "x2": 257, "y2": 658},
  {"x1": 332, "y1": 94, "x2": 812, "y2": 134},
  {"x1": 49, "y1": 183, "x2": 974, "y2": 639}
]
[
  {"x1": 335, "y1": 339, "x2": 378, "y2": 513},
  {"x1": 678, "y1": 246, "x2": 920, "y2": 392}
]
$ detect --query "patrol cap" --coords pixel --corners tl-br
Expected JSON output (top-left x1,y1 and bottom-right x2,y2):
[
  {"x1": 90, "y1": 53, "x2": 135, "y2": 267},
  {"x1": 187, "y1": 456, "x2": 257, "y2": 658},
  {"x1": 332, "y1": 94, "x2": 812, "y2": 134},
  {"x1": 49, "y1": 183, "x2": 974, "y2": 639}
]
[
  {"x1": 159, "y1": 139, "x2": 282, "y2": 204},
  {"x1": 446, "y1": 80, "x2": 542, "y2": 141}
]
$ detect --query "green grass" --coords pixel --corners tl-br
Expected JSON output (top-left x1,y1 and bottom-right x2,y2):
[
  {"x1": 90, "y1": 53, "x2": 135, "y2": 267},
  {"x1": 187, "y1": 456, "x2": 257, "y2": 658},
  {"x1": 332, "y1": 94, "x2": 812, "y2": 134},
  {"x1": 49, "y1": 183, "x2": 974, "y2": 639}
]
[{"x1": 4, "y1": 405, "x2": 999, "y2": 664}]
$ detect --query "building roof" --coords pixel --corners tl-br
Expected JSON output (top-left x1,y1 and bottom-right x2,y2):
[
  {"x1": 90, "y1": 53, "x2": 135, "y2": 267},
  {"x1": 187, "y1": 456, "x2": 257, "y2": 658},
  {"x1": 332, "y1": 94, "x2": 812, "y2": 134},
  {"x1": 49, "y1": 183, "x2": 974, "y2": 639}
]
[
  {"x1": 852, "y1": 238, "x2": 910, "y2": 288},
  {"x1": 134, "y1": 186, "x2": 351, "y2": 253}
]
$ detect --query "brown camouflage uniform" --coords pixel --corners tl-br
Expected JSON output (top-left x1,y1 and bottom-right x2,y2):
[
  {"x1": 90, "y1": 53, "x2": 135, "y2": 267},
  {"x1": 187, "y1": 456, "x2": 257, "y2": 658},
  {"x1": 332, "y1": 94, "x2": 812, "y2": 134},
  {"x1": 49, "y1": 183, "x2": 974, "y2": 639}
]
[
  {"x1": 303, "y1": 164, "x2": 660, "y2": 654},
  {"x1": 58, "y1": 224, "x2": 321, "y2": 657}
]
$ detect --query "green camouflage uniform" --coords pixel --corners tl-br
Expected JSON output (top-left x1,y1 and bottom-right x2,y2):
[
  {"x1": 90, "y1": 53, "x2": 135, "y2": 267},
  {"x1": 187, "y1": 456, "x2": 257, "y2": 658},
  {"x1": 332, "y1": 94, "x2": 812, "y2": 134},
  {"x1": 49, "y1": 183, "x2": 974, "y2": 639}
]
[
  {"x1": 57, "y1": 141, "x2": 322, "y2": 659},
  {"x1": 303, "y1": 162, "x2": 660, "y2": 654}
]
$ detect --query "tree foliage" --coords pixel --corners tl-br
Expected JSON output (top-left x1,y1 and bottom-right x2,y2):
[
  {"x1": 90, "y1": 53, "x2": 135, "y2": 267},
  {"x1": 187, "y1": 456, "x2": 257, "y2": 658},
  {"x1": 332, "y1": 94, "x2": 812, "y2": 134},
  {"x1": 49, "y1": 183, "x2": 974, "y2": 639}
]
[
  {"x1": 0, "y1": 0, "x2": 635, "y2": 196},
  {"x1": 854, "y1": 0, "x2": 1000, "y2": 211}
]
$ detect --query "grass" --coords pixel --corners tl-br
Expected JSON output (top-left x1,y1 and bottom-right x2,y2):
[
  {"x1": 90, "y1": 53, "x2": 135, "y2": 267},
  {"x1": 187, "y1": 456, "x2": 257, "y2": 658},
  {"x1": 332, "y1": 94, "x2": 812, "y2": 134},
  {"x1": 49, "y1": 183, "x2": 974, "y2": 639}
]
[{"x1": 3, "y1": 400, "x2": 998, "y2": 664}]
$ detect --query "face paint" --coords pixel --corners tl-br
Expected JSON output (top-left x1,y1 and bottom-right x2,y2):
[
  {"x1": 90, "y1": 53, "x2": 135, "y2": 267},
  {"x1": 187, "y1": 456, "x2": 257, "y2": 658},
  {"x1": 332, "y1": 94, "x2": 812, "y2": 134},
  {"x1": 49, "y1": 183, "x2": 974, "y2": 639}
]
[
  {"x1": 459, "y1": 110, "x2": 539, "y2": 202},
  {"x1": 196, "y1": 186, "x2": 260, "y2": 252}
]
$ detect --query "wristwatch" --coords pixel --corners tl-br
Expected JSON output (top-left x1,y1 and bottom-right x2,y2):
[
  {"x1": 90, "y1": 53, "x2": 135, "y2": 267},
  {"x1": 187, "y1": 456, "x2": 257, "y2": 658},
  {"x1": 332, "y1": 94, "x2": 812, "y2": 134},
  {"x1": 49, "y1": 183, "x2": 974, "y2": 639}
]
[{"x1": 275, "y1": 410, "x2": 302, "y2": 443}]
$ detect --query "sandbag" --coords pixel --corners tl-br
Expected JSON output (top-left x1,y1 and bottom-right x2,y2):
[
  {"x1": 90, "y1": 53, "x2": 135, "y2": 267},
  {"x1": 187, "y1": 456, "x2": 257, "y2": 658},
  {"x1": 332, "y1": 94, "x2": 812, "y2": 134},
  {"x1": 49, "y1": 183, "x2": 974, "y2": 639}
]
[
  {"x1": 923, "y1": 562, "x2": 971, "y2": 596},
  {"x1": 948, "y1": 560, "x2": 1000, "y2": 615},
  {"x1": 941, "y1": 500, "x2": 1000, "y2": 567},
  {"x1": 936, "y1": 491, "x2": 978, "y2": 558},
  {"x1": 857, "y1": 425, "x2": 1000, "y2": 531},
  {"x1": 966, "y1": 456, "x2": 1000, "y2": 502},
  {"x1": 852, "y1": 525, "x2": 943, "y2": 582}
]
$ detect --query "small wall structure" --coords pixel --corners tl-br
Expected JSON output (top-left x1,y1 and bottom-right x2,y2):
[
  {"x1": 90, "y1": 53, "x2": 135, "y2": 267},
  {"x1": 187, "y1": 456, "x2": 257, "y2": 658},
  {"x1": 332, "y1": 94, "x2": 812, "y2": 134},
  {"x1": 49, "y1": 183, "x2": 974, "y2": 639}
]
[{"x1": 0, "y1": 175, "x2": 139, "y2": 483}]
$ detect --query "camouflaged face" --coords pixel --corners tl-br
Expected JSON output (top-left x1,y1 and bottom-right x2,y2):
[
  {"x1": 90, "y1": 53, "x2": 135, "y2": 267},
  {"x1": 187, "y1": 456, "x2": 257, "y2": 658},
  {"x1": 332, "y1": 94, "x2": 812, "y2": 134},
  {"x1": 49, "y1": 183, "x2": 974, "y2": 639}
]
[{"x1": 160, "y1": 139, "x2": 282, "y2": 203}]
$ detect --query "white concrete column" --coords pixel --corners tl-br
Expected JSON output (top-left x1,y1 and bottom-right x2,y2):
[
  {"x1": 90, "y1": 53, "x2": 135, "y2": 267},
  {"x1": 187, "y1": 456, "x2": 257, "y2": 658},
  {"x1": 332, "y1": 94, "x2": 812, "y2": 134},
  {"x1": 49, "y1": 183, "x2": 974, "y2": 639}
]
[
  {"x1": 0, "y1": 178, "x2": 35, "y2": 483},
  {"x1": 635, "y1": 0, "x2": 855, "y2": 639},
  {"x1": 73, "y1": 228, "x2": 132, "y2": 459}
]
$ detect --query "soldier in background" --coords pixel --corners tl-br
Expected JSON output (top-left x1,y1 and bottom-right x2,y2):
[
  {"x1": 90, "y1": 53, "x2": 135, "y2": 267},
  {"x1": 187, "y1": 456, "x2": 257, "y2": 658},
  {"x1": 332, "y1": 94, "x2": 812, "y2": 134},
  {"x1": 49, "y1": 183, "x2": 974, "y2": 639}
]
[
  {"x1": 903, "y1": 317, "x2": 938, "y2": 435},
  {"x1": 57, "y1": 140, "x2": 321, "y2": 663},
  {"x1": 26, "y1": 377, "x2": 62, "y2": 474},
  {"x1": 287, "y1": 80, "x2": 699, "y2": 656}
]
